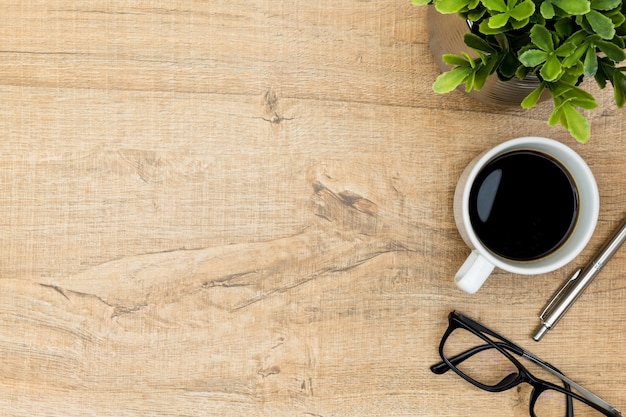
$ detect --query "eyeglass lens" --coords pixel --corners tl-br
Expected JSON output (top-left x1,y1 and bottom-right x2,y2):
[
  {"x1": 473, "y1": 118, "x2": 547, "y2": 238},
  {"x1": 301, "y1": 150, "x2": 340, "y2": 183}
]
[
  {"x1": 443, "y1": 326, "x2": 518, "y2": 387},
  {"x1": 443, "y1": 326, "x2": 609, "y2": 417}
]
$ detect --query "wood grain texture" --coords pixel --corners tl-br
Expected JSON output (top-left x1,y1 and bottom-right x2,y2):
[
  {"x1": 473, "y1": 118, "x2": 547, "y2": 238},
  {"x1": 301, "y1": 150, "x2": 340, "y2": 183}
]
[{"x1": 1, "y1": 1, "x2": 625, "y2": 416}]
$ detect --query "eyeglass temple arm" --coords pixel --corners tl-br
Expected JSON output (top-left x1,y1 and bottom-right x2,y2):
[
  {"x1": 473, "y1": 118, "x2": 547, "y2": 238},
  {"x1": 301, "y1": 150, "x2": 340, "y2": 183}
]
[{"x1": 521, "y1": 350, "x2": 621, "y2": 417}]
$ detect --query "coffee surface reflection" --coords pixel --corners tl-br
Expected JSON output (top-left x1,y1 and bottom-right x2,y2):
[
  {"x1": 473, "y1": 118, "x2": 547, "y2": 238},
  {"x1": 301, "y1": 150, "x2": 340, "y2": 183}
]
[{"x1": 469, "y1": 150, "x2": 579, "y2": 261}]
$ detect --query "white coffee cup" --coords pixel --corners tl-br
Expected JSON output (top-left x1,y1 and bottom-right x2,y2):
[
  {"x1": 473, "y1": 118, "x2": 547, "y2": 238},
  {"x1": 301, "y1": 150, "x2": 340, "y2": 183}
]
[{"x1": 454, "y1": 137, "x2": 599, "y2": 294}]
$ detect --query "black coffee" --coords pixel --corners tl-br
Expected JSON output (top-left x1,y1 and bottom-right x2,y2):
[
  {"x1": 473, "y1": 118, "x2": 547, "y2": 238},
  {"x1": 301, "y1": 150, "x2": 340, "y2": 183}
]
[{"x1": 469, "y1": 150, "x2": 579, "y2": 261}]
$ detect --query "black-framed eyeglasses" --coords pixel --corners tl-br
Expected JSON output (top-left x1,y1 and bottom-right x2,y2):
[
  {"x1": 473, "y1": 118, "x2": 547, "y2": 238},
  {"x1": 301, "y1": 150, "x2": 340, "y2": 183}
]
[{"x1": 431, "y1": 311, "x2": 621, "y2": 417}]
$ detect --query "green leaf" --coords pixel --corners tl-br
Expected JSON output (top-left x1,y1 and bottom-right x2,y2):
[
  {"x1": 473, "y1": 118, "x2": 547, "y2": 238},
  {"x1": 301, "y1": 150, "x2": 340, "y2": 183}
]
[
  {"x1": 412, "y1": 0, "x2": 432, "y2": 4},
  {"x1": 473, "y1": 65, "x2": 490, "y2": 90},
  {"x1": 540, "y1": 1, "x2": 555, "y2": 18},
  {"x1": 483, "y1": 53, "x2": 501, "y2": 74},
  {"x1": 584, "y1": 47, "x2": 599, "y2": 76},
  {"x1": 464, "y1": 33, "x2": 496, "y2": 53},
  {"x1": 498, "y1": 51, "x2": 520, "y2": 78},
  {"x1": 494, "y1": 34, "x2": 509, "y2": 51},
  {"x1": 488, "y1": 12, "x2": 511, "y2": 28},
  {"x1": 433, "y1": 67, "x2": 473, "y2": 93},
  {"x1": 571, "y1": 97, "x2": 598, "y2": 109},
  {"x1": 478, "y1": 19, "x2": 506, "y2": 34},
  {"x1": 567, "y1": 85, "x2": 596, "y2": 101},
  {"x1": 519, "y1": 49, "x2": 549, "y2": 66},
  {"x1": 614, "y1": 81, "x2": 625, "y2": 107},
  {"x1": 467, "y1": 8, "x2": 488, "y2": 20},
  {"x1": 541, "y1": 54, "x2": 564, "y2": 81},
  {"x1": 511, "y1": 17, "x2": 530, "y2": 29},
  {"x1": 610, "y1": 12, "x2": 626, "y2": 28},
  {"x1": 481, "y1": 0, "x2": 507, "y2": 12},
  {"x1": 586, "y1": 10, "x2": 616, "y2": 39},
  {"x1": 613, "y1": 72, "x2": 626, "y2": 107},
  {"x1": 549, "y1": 82, "x2": 574, "y2": 97},
  {"x1": 521, "y1": 83, "x2": 546, "y2": 108},
  {"x1": 435, "y1": 0, "x2": 470, "y2": 13},
  {"x1": 530, "y1": 25, "x2": 554, "y2": 52},
  {"x1": 595, "y1": 71, "x2": 608, "y2": 88},
  {"x1": 564, "y1": 61, "x2": 585, "y2": 79},
  {"x1": 461, "y1": 52, "x2": 476, "y2": 68},
  {"x1": 562, "y1": 44, "x2": 589, "y2": 68},
  {"x1": 465, "y1": 71, "x2": 476, "y2": 92},
  {"x1": 595, "y1": 40, "x2": 626, "y2": 62},
  {"x1": 590, "y1": 0, "x2": 621, "y2": 10},
  {"x1": 477, "y1": 51, "x2": 489, "y2": 65},
  {"x1": 562, "y1": 102, "x2": 591, "y2": 143},
  {"x1": 567, "y1": 30, "x2": 591, "y2": 45},
  {"x1": 548, "y1": 102, "x2": 565, "y2": 126},
  {"x1": 552, "y1": 0, "x2": 591, "y2": 15},
  {"x1": 443, "y1": 54, "x2": 471, "y2": 66},
  {"x1": 555, "y1": 42, "x2": 577, "y2": 57},
  {"x1": 516, "y1": 65, "x2": 529, "y2": 79},
  {"x1": 510, "y1": 0, "x2": 535, "y2": 20},
  {"x1": 554, "y1": 19, "x2": 575, "y2": 37}
]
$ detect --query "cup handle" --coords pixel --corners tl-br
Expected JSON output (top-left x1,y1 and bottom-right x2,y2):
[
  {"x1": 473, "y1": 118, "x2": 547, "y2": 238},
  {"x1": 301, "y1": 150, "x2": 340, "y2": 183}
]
[{"x1": 454, "y1": 250, "x2": 495, "y2": 294}]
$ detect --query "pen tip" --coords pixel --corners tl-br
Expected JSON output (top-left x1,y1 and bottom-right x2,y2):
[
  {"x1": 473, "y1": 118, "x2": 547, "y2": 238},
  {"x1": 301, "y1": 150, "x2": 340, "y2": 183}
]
[{"x1": 533, "y1": 324, "x2": 549, "y2": 342}]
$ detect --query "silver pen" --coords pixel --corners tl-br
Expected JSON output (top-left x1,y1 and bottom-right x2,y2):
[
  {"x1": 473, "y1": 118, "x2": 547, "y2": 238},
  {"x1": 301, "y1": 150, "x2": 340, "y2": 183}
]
[{"x1": 533, "y1": 217, "x2": 626, "y2": 341}]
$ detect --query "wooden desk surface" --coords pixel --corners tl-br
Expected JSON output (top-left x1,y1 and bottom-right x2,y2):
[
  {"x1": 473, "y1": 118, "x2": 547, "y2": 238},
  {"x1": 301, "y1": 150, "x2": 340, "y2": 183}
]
[{"x1": 1, "y1": 1, "x2": 625, "y2": 416}]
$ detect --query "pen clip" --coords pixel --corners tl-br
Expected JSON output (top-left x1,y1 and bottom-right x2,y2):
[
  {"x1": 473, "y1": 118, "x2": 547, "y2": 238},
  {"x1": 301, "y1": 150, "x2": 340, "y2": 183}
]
[{"x1": 540, "y1": 268, "x2": 582, "y2": 321}]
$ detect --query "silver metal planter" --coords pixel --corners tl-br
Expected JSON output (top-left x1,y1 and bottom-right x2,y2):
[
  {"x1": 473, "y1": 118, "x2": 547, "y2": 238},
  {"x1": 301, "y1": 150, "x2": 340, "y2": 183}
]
[{"x1": 427, "y1": 8, "x2": 545, "y2": 107}]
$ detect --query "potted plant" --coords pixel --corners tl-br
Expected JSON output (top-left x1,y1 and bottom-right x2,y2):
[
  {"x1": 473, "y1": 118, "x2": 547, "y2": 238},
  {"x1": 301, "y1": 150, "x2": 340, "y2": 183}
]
[{"x1": 413, "y1": 0, "x2": 626, "y2": 142}]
